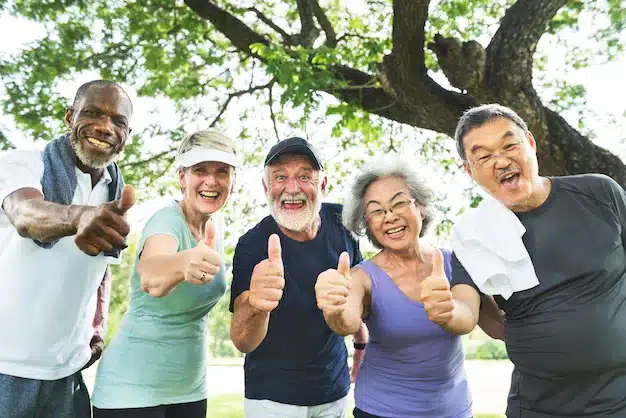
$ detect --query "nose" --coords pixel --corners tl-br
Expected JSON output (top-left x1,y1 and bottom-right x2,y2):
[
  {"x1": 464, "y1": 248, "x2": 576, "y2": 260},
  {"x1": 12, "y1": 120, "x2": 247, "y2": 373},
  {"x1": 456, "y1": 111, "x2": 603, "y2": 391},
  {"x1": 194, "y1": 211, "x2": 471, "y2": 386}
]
[
  {"x1": 492, "y1": 154, "x2": 512, "y2": 169},
  {"x1": 92, "y1": 116, "x2": 115, "y2": 136},
  {"x1": 383, "y1": 208, "x2": 398, "y2": 222},
  {"x1": 203, "y1": 173, "x2": 218, "y2": 186},
  {"x1": 284, "y1": 177, "x2": 301, "y2": 193}
]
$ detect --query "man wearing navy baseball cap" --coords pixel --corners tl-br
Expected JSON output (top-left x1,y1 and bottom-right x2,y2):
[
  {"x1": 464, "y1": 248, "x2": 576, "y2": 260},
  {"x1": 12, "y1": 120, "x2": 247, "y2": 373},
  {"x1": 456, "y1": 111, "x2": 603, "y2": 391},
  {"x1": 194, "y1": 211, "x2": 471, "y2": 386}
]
[{"x1": 230, "y1": 137, "x2": 368, "y2": 417}]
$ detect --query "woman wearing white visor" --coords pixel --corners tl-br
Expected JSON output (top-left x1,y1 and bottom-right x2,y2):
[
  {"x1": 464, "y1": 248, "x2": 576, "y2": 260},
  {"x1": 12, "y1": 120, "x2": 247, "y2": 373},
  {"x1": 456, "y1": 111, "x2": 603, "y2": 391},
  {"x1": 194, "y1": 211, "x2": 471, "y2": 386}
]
[{"x1": 92, "y1": 129, "x2": 239, "y2": 418}]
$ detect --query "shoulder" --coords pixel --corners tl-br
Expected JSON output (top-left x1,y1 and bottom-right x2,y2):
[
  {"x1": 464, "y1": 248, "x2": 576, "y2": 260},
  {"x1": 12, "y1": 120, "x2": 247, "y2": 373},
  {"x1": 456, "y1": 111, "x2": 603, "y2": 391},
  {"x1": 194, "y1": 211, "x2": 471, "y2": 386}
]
[
  {"x1": 142, "y1": 202, "x2": 187, "y2": 236},
  {"x1": 235, "y1": 215, "x2": 275, "y2": 255},
  {"x1": 321, "y1": 202, "x2": 350, "y2": 231},
  {"x1": 554, "y1": 174, "x2": 622, "y2": 204}
]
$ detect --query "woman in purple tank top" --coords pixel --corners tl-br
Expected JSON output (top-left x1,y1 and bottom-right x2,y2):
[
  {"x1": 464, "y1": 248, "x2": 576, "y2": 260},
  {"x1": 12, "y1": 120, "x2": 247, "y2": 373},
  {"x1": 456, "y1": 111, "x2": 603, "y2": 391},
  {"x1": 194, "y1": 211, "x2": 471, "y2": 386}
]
[{"x1": 314, "y1": 156, "x2": 504, "y2": 418}]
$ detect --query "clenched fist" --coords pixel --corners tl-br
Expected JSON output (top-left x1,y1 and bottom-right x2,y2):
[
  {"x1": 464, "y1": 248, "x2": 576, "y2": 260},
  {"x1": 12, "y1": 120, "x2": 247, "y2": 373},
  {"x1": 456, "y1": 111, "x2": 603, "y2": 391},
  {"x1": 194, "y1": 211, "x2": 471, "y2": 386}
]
[
  {"x1": 183, "y1": 220, "x2": 221, "y2": 285},
  {"x1": 75, "y1": 185, "x2": 135, "y2": 256},
  {"x1": 420, "y1": 249, "x2": 455, "y2": 326},
  {"x1": 315, "y1": 252, "x2": 352, "y2": 316},
  {"x1": 248, "y1": 234, "x2": 285, "y2": 313}
]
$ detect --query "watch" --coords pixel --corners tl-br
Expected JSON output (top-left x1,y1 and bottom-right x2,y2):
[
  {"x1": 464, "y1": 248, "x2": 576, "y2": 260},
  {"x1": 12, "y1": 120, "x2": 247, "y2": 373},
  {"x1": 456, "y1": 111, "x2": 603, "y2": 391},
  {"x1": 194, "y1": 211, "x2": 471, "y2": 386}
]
[{"x1": 353, "y1": 342, "x2": 367, "y2": 350}]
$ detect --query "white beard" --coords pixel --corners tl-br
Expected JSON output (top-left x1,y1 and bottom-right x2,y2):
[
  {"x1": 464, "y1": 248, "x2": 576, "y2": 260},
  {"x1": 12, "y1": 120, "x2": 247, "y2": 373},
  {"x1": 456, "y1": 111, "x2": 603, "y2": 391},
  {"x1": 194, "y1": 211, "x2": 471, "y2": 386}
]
[{"x1": 267, "y1": 191, "x2": 322, "y2": 232}]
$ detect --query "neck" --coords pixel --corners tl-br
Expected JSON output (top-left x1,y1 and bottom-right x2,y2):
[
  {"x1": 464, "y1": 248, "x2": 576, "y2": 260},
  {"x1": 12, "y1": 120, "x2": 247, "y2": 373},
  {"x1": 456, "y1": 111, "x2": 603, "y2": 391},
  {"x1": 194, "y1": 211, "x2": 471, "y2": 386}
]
[
  {"x1": 277, "y1": 214, "x2": 321, "y2": 242},
  {"x1": 379, "y1": 238, "x2": 427, "y2": 268},
  {"x1": 180, "y1": 199, "x2": 213, "y2": 240},
  {"x1": 73, "y1": 150, "x2": 104, "y2": 187},
  {"x1": 508, "y1": 176, "x2": 552, "y2": 212}
]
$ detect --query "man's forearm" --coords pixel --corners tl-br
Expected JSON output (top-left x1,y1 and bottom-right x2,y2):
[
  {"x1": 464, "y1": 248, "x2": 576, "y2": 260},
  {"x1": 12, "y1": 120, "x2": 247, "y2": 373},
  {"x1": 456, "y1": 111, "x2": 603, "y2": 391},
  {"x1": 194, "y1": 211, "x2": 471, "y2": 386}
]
[
  {"x1": 230, "y1": 293, "x2": 270, "y2": 353},
  {"x1": 5, "y1": 192, "x2": 88, "y2": 242},
  {"x1": 93, "y1": 267, "x2": 112, "y2": 341},
  {"x1": 354, "y1": 321, "x2": 369, "y2": 343}
]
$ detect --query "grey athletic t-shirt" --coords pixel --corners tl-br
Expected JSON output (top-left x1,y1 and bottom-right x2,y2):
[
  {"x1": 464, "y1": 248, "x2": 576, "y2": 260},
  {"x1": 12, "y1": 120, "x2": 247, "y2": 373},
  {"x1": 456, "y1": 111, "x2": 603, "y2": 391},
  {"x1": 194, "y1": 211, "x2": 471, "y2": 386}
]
[{"x1": 451, "y1": 174, "x2": 626, "y2": 418}]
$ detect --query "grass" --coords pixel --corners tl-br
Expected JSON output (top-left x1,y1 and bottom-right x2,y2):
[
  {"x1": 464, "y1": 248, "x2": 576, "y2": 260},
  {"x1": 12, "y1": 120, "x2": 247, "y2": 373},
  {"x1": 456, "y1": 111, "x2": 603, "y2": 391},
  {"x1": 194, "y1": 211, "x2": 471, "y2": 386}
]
[{"x1": 206, "y1": 393, "x2": 504, "y2": 418}]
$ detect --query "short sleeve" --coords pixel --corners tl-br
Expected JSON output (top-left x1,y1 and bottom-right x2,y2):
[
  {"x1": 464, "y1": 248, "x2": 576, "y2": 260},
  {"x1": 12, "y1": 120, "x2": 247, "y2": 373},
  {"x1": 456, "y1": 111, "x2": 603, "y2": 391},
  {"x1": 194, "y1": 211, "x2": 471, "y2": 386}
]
[
  {"x1": 229, "y1": 231, "x2": 267, "y2": 312},
  {"x1": 600, "y1": 175, "x2": 626, "y2": 247},
  {"x1": 450, "y1": 251, "x2": 484, "y2": 295},
  {"x1": 0, "y1": 150, "x2": 44, "y2": 211},
  {"x1": 136, "y1": 205, "x2": 187, "y2": 257}
]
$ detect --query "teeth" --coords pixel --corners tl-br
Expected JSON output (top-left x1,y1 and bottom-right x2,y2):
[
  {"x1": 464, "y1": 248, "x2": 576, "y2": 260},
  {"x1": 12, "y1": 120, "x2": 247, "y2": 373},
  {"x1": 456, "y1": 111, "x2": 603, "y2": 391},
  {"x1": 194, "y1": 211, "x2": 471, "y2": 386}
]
[
  {"x1": 387, "y1": 227, "x2": 405, "y2": 234},
  {"x1": 283, "y1": 199, "x2": 304, "y2": 204},
  {"x1": 86, "y1": 137, "x2": 111, "y2": 149},
  {"x1": 199, "y1": 191, "x2": 218, "y2": 198}
]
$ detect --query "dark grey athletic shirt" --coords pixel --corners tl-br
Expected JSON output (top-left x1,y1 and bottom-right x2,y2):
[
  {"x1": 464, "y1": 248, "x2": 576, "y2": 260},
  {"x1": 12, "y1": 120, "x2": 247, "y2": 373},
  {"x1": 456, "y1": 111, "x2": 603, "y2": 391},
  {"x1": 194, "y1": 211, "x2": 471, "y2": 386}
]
[{"x1": 451, "y1": 174, "x2": 626, "y2": 418}]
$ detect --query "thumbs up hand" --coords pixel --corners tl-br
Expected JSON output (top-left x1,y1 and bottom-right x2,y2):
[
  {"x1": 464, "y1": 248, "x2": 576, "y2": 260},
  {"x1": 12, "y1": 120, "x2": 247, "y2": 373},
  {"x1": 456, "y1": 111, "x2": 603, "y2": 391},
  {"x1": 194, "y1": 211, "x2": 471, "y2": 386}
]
[
  {"x1": 74, "y1": 185, "x2": 135, "y2": 256},
  {"x1": 420, "y1": 249, "x2": 455, "y2": 326},
  {"x1": 248, "y1": 234, "x2": 285, "y2": 313},
  {"x1": 315, "y1": 252, "x2": 352, "y2": 316},
  {"x1": 183, "y1": 219, "x2": 221, "y2": 285}
]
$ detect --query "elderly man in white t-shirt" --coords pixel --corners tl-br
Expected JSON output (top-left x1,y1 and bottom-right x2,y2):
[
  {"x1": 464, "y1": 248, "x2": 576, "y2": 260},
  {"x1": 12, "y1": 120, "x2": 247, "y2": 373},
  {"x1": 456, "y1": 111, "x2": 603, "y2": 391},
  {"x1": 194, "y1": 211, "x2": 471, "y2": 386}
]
[{"x1": 0, "y1": 79, "x2": 135, "y2": 418}]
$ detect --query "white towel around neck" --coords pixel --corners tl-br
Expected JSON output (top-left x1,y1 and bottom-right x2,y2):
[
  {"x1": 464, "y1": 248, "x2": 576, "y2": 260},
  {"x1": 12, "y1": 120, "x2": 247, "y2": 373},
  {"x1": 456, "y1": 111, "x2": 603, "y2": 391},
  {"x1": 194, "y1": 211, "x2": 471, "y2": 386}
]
[{"x1": 451, "y1": 195, "x2": 539, "y2": 299}]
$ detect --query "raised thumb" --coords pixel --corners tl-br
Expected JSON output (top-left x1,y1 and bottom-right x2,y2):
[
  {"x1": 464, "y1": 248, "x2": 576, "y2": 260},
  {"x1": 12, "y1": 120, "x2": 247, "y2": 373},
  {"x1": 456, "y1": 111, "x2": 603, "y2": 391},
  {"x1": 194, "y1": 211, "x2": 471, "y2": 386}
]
[
  {"x1": 268, "y1": 234, "x2": 282, "y2": 263},
  {"x1": 203, "y1": 219, "x2": 216, "y2": 248},
  {"x1": 337, "y1": 251, "x2": 350, "y2": 277},
  {"x1": 117, "y1": 185, "x2": 135, "y2": 215}
]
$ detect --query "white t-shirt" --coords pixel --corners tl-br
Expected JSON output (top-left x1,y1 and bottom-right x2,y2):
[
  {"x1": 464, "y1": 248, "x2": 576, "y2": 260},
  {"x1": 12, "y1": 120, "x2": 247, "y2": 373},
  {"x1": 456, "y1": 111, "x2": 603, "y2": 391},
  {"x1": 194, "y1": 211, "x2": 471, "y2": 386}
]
[{"x1": 0, "y1": 149, "x2": 119, "y2": 380}]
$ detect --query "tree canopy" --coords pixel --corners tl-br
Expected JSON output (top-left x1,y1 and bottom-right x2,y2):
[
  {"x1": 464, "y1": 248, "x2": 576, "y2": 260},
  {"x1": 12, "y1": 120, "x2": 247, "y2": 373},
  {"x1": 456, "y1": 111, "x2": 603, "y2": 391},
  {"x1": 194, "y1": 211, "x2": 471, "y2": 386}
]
[{"x1": 0, "y1": 0, "x2": 625, "y2": 186}]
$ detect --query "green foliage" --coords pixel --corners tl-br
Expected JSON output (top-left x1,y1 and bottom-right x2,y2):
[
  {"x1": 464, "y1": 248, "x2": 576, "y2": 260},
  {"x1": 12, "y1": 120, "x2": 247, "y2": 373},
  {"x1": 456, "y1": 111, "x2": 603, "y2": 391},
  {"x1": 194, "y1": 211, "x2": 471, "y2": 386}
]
[
  {"x1": 207, "y1": 288, "x2": 244, "y2": 358},
  {"x1": 466, "y1": 339, "x2": 509, "y2": 360}
]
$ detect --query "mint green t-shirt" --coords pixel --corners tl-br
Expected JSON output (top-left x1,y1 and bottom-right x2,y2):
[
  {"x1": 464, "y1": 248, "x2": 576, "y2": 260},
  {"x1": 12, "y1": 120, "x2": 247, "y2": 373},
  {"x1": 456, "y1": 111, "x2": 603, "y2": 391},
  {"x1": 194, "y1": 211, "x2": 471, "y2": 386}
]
[{"x1": 92, "y1": 201, "x2": 227, "y2": 408}]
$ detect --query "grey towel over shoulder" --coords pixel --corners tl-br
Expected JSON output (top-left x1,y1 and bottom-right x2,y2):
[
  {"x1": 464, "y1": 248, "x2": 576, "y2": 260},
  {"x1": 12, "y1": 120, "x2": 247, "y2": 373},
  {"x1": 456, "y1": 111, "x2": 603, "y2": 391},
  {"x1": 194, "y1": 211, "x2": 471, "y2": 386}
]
[{"x1": 36, "y1": 133, "x2": 124, "y2": 258}]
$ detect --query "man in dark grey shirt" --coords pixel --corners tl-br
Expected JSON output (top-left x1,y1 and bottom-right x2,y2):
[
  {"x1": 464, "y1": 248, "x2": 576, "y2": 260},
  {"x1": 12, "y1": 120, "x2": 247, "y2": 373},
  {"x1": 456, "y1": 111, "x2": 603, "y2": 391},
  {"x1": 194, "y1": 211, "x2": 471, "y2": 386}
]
[{"x1": 419, "y1": 104, "x2": 626, "y2": 417}]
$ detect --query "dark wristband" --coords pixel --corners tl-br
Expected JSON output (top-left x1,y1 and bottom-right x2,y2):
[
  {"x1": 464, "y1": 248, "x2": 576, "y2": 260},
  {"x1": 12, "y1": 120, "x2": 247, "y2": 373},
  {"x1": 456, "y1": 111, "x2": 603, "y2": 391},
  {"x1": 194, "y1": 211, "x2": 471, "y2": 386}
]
[{"x1": 353, "y1": 342, "x2": 367, "y2": 350}]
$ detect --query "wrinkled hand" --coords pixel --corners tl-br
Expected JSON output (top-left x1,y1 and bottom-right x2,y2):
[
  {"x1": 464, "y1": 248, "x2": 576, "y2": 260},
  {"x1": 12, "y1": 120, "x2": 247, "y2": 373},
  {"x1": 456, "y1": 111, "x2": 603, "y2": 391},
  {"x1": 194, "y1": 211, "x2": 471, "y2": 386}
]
[
  {"x1": 315, "y1": 252, "x2": 351, "y2": 316},
  {"x1": 420, "y1": 249, "x2": 455, "y2": 327},
  {"x1": 75, "y1": 185, "x2": 135, "y2": 256},
  {"x1": 81, "y1": 335, "x2": 104, "y2": 371},
  {"x1": 248, "y1": 234, "x2": 285, "y2": 313},
  {"x1": 184, "y1": 220, "x2": 221, "y2": 285}
]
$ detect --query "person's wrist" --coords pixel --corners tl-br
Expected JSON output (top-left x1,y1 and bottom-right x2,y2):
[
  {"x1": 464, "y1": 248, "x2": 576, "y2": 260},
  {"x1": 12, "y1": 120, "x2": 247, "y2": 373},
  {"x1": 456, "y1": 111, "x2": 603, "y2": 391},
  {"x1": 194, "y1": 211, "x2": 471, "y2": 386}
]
[{"x1": 353, "y1": 341, "x2": 366, "y2": 350}]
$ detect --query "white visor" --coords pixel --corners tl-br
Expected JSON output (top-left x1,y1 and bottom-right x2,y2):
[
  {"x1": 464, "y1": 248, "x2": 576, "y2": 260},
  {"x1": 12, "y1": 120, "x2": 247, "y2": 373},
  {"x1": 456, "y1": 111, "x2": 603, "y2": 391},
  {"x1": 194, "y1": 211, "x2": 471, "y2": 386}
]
[{"x1": 176, "y1": 147, "x2": 240, "y2": 169}]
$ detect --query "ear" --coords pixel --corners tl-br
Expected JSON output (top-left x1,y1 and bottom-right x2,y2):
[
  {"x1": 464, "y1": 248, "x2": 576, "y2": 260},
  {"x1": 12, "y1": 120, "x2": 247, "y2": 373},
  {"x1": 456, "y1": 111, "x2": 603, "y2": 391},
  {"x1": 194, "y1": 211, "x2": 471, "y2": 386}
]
[
  {"x1": 527, "y1": 130, "x2": 537, "y2": 152},
  {"x1": 64, "y1": 107, "x2": 74, "y2": 128},
  {"x1": 262, "y1": 177, "x2": 268, "y2": 194},
  {"x1": 230, "y1": 172, "x2": 237, "y2": 194},
  {"x1": 462, "y1": 161, "x2": 473, "y2": 177},
  {"x1": 320, "y1": 175, "x2": 328, "y2": 193},
  {"x1": 178, "y1": 169, "x2": 187, "y2": 192}
]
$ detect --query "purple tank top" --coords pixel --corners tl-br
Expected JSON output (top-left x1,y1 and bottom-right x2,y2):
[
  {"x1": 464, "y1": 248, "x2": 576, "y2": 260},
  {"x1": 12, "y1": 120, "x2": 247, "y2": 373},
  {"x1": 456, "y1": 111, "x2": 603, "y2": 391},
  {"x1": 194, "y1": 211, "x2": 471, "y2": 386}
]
[{"x1": 355, "y1": 249, "x2": 472, "y2": 418}]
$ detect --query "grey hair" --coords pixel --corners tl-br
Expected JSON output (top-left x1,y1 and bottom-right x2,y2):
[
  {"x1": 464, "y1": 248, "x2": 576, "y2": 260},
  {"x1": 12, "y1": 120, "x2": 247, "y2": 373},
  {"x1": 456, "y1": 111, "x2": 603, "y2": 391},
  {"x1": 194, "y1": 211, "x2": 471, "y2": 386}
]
[
  {"x1": 342, "y1": 156, "x2": 436, "y2": 249},
  {"x1": 454, "y1": 104, "x2": 528, "y2": 160},
  {"x1": 176, "y1": 128, "x2": 238, "y2": 171}
]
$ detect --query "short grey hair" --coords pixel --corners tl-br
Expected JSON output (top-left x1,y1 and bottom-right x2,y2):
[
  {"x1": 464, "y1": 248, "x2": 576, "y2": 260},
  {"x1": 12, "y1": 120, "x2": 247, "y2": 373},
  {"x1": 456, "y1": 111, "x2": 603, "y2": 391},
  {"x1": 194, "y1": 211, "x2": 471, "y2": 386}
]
[
  {"x1": 455, "y1": 104, "x2": 528, "y2": 160},
  {"x1": 342, "y1": 156, "x2": 436, "y2": 249}
]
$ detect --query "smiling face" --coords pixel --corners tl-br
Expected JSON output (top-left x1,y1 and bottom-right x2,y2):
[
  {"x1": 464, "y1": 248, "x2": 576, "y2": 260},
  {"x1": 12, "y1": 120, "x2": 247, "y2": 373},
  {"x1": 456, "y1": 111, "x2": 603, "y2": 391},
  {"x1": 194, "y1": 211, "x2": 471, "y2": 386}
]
[
  {"x1": 364, "y1": 176, "x2": 422, "y2": 252},
  {"x1": 65, "y1": 84, "x2": 132, "y2": 170},
  {"x1": 462, "y1": 117, "x2": 541, "y2": 210},
  {"x1": 179, "y1": 161, "x2": 235, "y2": 216},
  {"x1": 264, "y1": 154, "x2": 326, "y2": 232}
]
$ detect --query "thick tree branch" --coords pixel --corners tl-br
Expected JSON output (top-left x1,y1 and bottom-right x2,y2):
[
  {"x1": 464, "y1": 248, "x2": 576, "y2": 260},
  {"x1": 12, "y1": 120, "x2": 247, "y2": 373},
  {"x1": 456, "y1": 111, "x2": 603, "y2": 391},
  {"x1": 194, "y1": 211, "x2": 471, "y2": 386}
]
[
  {"x1": 486, "y1": 0, "x2": 568, "y2": 89},
  {"x1": 390, "y1": 0, "x2": 430, "y2": 72},
  {"x1": 310, "y1": 0, "x2": 337, "y2": 47},
  {"x1": 183, "y1": 0, "x2": 268, "y2": 55},
  {"x1": 295, "y1": 0, "x2": 319, "y2": 47},
  {"x1": 247, "y1": 6, "x2": 294, "y2": 45}
]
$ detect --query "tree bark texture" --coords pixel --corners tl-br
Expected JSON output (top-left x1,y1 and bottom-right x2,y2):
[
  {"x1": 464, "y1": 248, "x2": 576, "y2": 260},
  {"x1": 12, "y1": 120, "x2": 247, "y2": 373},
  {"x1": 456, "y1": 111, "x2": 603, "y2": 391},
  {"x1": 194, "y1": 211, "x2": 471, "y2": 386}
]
[{"x1": 183, "y1": 0, "x2": 626, "y2": 186}]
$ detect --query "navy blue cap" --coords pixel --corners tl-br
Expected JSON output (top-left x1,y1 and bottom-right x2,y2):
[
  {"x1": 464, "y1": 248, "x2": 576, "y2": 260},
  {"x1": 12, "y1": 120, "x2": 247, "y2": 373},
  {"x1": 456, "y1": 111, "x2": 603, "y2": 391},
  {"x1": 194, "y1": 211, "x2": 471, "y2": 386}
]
[{"x1": 264, "y1": 137, "x2": 324, "y2": 170}]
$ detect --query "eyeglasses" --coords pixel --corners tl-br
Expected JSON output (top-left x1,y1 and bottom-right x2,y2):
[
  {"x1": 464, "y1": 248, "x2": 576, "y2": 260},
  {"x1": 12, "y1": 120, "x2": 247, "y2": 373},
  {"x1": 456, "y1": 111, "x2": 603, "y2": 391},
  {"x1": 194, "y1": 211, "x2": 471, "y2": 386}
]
[
  {"x1": 465, "y1": 140, "x2": 524, "y2": 169},
  {"x1": 366, "y1": 198, "x2": 416, "y2": 222}
]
